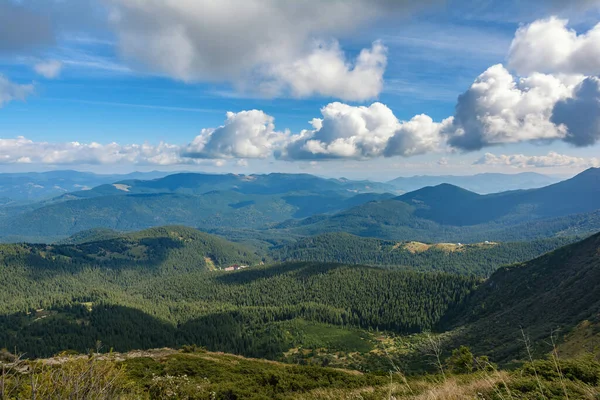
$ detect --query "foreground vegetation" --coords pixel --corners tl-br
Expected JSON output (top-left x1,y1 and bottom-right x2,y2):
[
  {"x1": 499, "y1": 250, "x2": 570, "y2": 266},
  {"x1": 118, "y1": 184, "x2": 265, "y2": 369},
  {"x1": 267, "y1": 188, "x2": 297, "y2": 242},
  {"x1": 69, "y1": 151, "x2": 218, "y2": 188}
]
[{"x1": 1, "y1": 347, "x2": 599, "y2": 399}]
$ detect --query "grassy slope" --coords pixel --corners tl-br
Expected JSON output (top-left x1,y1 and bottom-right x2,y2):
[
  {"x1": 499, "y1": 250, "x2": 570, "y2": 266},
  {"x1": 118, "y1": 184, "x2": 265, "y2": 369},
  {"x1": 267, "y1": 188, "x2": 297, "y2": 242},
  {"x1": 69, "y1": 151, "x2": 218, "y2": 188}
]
[{"x1": 3, "y1": 348, "x2": 599, "y2": 399}]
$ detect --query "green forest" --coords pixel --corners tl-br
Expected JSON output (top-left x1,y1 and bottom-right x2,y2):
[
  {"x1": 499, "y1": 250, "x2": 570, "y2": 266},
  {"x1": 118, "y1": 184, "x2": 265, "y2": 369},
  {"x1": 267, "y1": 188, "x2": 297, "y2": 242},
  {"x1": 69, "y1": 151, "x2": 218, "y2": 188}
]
[
  {"x1": 270, "y1": 232, "x2": 576, "y2": 276},
  {"x1": 0, "y1": 225, "x2": 599, "y2": 399}
]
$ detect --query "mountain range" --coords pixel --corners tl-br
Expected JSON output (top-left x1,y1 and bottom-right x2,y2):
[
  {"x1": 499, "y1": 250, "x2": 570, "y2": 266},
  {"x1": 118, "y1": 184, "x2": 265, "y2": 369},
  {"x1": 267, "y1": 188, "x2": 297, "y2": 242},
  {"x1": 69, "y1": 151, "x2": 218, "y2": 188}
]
[
  {"x1": 388, "y1": 172, "x2": 560, "y2": 194},
  {"x1": 0, "y1": 168, "x2": 598, "y2": 245},
  {"x1": 280, "y1": 168, "x2": 600, "y2": 242},
  {"x1": 0, "y1": 170, "x2": 175, "y2": 203},
  {"x1": 0, "y1": 172, "x2": 399, "y2": 243}
]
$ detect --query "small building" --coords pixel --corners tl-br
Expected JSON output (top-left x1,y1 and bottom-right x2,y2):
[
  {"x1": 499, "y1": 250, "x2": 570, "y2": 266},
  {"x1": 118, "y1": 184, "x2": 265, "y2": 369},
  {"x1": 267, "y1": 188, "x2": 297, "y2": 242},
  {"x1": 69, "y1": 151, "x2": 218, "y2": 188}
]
[{"x1": 224, "y1": 264, "x2": 249, "y2": 272}]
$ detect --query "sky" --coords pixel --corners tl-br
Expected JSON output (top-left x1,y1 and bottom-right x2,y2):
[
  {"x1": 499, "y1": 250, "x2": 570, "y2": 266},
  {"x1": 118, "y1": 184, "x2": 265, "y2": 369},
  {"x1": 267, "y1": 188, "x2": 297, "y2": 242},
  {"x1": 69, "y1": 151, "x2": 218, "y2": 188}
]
[{"x1": 1, "y1": 0, "x2": 600, "y2": 180}]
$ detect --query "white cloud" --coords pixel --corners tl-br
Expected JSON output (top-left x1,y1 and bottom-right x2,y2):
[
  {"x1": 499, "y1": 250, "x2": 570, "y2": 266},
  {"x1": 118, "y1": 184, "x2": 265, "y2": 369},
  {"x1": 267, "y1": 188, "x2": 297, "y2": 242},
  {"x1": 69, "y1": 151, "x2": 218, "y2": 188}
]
[
  {"x1": 552, "y1": 76, "x2": 600, "y2": 147},
  {"x1": 34, "y1": 60, "x2": 63, "y2": 79},
  {"x1": 444, "y1": 64, "x2": 580, "y2": 150},
  {"x1": 475, "y1": 151, "x2": 600, "y2": 168},
  {"x1": 0, "y1": 136, "x2": 189, "y2": 166},
  {"x1": 509, "y1": 17, "x2": 600, "y2": 76},
  {"x1": 282, "y1": 102, "x2": 448, "y2": 160},
  {"x1": 385, "y1": 114, "x2": 453, "y2": 157},
  {"x1": 0, "y1": 75, "x2": 34, "y2": 107},
  {"x1": 104, "y1": 0, "x2": 431, "y2": 100},
  {"x1": 259, "y1": 40, "x2": 387, "y2": 101},
  {"x1": 182, "y1": 110, "x2": 290, "y2": 159}
]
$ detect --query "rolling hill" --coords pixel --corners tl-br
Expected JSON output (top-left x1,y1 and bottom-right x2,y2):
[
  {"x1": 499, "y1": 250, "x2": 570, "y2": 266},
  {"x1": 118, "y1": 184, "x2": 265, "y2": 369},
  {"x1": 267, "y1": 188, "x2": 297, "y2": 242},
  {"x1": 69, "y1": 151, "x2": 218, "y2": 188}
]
[
  {"x1": 0, "y1": 225, "x2": 261, "y2": 282},
  {"x1": 0, "y1": 227, "x2": 478, "y2": 359},
  {"x1": 0, "y1": 190, "x2": 394, "y2": 242},
  {"x1": 0, "y1": 223, "x2": 598, "y2": 379}
]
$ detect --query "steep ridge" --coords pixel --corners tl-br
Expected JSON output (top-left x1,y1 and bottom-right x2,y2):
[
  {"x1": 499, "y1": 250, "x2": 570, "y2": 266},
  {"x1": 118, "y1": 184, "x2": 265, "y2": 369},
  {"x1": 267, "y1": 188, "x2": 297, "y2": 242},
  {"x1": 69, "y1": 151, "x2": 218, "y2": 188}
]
[{"x1": 445, "y1": 231, "x2": 600, "y2": 361}]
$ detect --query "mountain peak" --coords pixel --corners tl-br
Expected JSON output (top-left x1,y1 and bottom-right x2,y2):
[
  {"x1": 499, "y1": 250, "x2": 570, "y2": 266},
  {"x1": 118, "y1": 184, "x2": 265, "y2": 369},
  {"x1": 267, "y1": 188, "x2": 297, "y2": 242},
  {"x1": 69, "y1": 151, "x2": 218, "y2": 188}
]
[{"x1": 397, "y1": 182, "x2": 480, "y2": 202}]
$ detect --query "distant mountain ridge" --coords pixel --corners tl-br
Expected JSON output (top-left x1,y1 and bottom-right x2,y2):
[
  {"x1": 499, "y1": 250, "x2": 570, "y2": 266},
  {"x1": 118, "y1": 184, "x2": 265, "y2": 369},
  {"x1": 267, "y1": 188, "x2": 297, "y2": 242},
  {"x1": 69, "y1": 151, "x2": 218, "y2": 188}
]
[
  {"x1": 1, "y1": 169, "x2": 598, "y2": 243},
  {"x1": 61, "y1": 172, "x2": 396, "y2": 200},
  {"x1": 388, "y1": 171, "x2": 559, "y2": 194},
  {"x1": 0, "y1": 170, "x2": 175, "y2": 203},
  {"x1": 0, "y1": 173, "x2": 396, "y2": 241},
  {"x1": 279, "y1": 168, "x2": 600, "y2": 242}
]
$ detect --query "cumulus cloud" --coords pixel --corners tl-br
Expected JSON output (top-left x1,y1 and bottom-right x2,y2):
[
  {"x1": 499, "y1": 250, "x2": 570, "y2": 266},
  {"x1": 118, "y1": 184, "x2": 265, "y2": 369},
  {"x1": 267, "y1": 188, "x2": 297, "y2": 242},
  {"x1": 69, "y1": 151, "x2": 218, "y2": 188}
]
[
  {"x1": 282, "y1": 102, "x2": 448, "y2": 160},
  {"x1": 104, "y1": 0, "x2": 433, "y2": 100},
  {"x1": 552, "y1": 76, "x2": 600, "y2": 147},
  {"x1": 475, "y1": 151, "x2": 600, "y2": 168},
  {"x1": 182, "y1": 110, "x2": 290, "y2": 159},
  {"x1": 0, "y1": 137, "x2": 190, "y2": 166},
  {"x1": 259, "y1": 40, "x2": 387, "y2": 101},
  {"x1": 384, "y1": 114, "x2": 453, "y2": 157},
  {"x1": 0, "y1": 75, "x2": 35, "y2": 107},
  {"x1": 444, "y1": 64, "x2": 580, "y2": 150},
  {"x1": 34, "y1": 60, "x2": 64, "y2": 79},
  {"x1": 509, "y1": 17, "x2": 600, "y2": 76}
]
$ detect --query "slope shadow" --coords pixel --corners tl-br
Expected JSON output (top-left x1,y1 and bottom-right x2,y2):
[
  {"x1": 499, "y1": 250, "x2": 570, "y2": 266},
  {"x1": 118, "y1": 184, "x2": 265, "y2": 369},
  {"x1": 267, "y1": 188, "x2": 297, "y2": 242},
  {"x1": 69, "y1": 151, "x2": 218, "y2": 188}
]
[
  {"x1": 20, "y1": 237, "x2": 185, "y2": 280},
  {"x1": 214, "y1": 262, "x2": 371, "y2": 285}
]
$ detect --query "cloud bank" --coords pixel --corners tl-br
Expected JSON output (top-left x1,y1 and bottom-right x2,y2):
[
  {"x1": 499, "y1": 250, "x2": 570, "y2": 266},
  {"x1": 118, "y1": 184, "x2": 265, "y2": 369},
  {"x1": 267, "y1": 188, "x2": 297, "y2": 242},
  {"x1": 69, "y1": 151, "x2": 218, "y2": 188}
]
[
  {"x1": 104, "y1": 0, "x2": 432, "y2": 100},
  {"x1": 2, "y1": 15, "x2": 600, "y2": 167},
  {"x1": 0, "y1": 2, "x2": 54, "y2": 53},
  {"x1": 281, "y1": 102, "x2": 450, "y2": 160},
  {"x1": 475, "y1": 152, "x2": 600, "y2": 168},
  {"x1": 0, "y1": 137, "x2": 188, "y2": 166}
]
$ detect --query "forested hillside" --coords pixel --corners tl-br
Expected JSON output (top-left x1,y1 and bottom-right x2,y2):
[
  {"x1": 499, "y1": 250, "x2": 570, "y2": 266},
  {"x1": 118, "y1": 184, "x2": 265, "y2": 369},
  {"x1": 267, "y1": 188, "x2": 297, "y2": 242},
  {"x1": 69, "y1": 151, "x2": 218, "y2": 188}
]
[
  {"x1": 0, "y1": 191, "x2": 393, "y2": 241},
  {"x1": 270, "y1": 232, "x2": 577, "y2": 276},
  {"x1": 0, "y1": 228, "x2": 479, "y2": 358},
  {"x1": 0, "y1": 226, "x2": 260, "y2": 284},
  {"x1": 444, "y1": 231, "x2": 600, "y2": 362}
]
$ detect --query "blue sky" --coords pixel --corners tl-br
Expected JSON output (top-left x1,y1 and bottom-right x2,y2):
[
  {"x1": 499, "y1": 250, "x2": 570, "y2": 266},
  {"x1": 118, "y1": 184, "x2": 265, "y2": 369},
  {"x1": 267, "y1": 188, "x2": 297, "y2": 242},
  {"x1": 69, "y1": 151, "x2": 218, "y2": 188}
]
[{"x1": 0, "y1": 0, "x2": 599, "y2": 180}]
